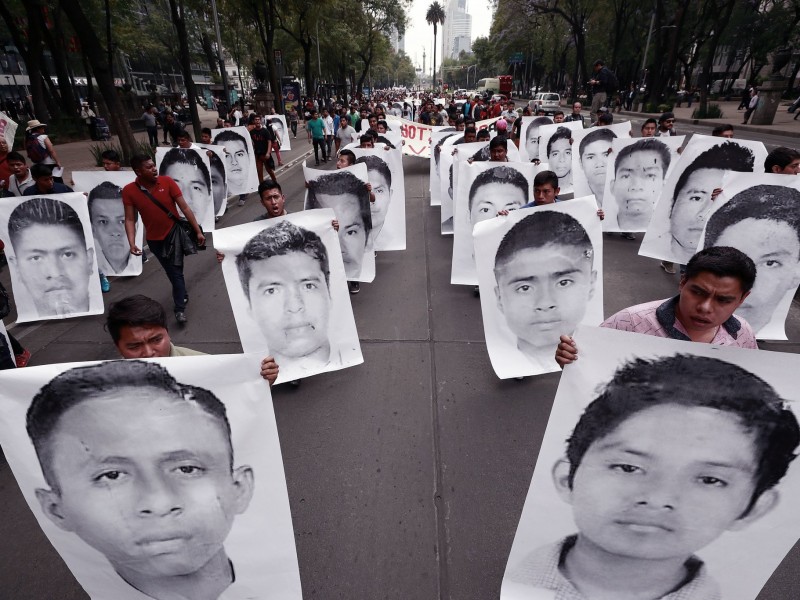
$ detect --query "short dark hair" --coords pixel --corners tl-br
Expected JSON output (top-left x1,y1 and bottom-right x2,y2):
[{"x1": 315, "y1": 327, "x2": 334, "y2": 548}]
[
  {"x1": 8, "y1": 197, "x2": 85, "y2": 247},
  {"x1": 236, "y1": 220, "x2": 330, "y2": 299},
  {"x1": 614, "y1": 138, "x2": 671, "y2": 177},
  {"x1": 565, "y1": 354, "x2": 799, "y2": 513},
  {"x1": 712, "y1": 124, "x2": 734, "y2": 137},
  {"x1": 597, "y1": 113, "x2": 613, "y2": 125},
  {"x1": 27, "y1": 360, "x2": 234, "y2": 491},
  {"x1": 106, "y1": 294, "x2": 167, "y2": 343},
  {"x1": 525, "y1": 116, "x2": 553, "y2": 139},
  {"x1": 355, "y1": 154, "x2": 392, "y2": 188},
  {"x1": 159, "y1": 148, "x2": 211, "y2": 193},
  {"x1": 672, "y1": 141, "x2": 755, "y2": 209},
  {"x1": 201, "y1": 127, "x2": 212, "y2": 137},
  {"x1": 684, "y1": 246, "x2": 757, "y2": 293},
  {"x1": 641, "y1": 118, "x2": 657, "y2": 131},
  {"x1": 533, "y1": 170, "x2": 559, "y2": 190},
  {"x1": 176, "y1": 129, "x2": 192, "y2": 141},
  {"x1": 468, "y1": 166, "x2": 529, "y2": 212},
  {"x1": 338, "y1": 149, "x2": 356, "y2": 166},
  {"x1": 257, "y1": 179, "x2": 283, "y2": 197},
  {"x1": 100, "y1": 149, "x2": 121, "y2": 162},
  {"x1": 30, "y1": 163, "x2": 53, "y2": 179},
  {"x1": 764, "y1": 147, "x2": 800, "y2": 172},
  {"x1": 547, "y1": 126, "x2": 572, "y2": 156},
  {"x1": 494, "y1": 210, "x2": 592, "y2": 273},
  {"x1": 7, "y1": 151, "x2": 26, "y2": 164},
  {"x1": 130, "y1": 153, "x2": 153, "y2": 172},
  {"x1": 476, "y1": 129, "x2": 491, "y2": 142},
  {"x1": 87, "y1": 181, "x2": 123, "y2": 215},
  {"x1": 213, "y1": 129, "x2": 248, "y2": 150},
  {"x1": 359, "y1": 134, "x2": 373, "y2": 145},
  {"x1": 306, "y1": 170, "x2": 372, "y2": 240},
  {"x1": 553, "y1": 110, "x2": 564, "y2": 118},
  {"x1": 704, "y1": 185, "x2": 800, "y2": 255},
  {"x1": 578, "y1": 128, "x2": 617, "y2": 157},
  {"x1": 659, "y1": 111, "x2": 675, "y2": 122},
  {"x1": 489, "y1": 136, "x2": 507, "y2": 150}
]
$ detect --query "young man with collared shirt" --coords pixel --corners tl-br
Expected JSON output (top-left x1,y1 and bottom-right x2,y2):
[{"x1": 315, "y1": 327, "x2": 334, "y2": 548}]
[
  {"x1": 122, "y1": 154, "x2": 205, "y2": 326},
  {"x1": 306, "y1": 111, "x2": 327, "y2": 165},
  {"x1": 5, "y1": 152, "x2": 35, "y2": 196},
  {"x1": 556, "y1": 246, "x2": 759, "y2": 368}
]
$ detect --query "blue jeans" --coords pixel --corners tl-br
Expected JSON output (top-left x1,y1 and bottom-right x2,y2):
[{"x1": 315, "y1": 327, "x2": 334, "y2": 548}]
[{"x1": 147, "y1": 238, "x2": 187, "y2": 312}]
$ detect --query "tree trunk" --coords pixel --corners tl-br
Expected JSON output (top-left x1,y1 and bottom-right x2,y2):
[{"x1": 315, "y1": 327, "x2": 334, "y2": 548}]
[
  {"x1": 60, "y1": 0, "x2": 137, "y2": 160},
  {"x1": 44, "y1": 7, "x2": 80, "y2": 117},
  {"x1": 697, "y1": 0, "x2": 736, "y2": 115},
  {"x1": 167, "y1": 0, "x2": 201, "y2": 140},
  {"x1": 432, "y1": 28, "x2": 437, "y2": 89}
]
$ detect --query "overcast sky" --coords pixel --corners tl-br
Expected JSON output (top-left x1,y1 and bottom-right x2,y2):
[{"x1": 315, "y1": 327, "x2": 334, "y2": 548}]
[{"x1": 403, "y1": 0, "x2": 494, "y2": 72}]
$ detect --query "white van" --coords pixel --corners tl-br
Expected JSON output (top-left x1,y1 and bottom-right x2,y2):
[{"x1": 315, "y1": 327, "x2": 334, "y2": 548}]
[{"x1": 476, "y1": 78, "x2": 500, "y2": 94}]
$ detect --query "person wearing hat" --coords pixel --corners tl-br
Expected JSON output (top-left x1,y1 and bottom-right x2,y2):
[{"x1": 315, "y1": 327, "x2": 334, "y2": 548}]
[
  {"x1": 24, "y1": 120, "x2": 62, "y2": 181},
  {"x1": 588, "y1": 59, "x2": 613, "y2": 119},
  {"x1": 657, "y1": 112, "x2": 677, "y2": 136}
]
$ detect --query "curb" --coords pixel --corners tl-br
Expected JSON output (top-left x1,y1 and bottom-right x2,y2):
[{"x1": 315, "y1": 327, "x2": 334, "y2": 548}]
[{"x1": 617, "y1": 110, "x2": 800, "y2": 139}]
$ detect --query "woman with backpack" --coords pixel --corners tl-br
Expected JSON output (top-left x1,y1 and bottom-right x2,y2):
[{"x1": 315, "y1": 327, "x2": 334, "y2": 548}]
[{"x1": 24, "y1": 120, "x2": 62, "y2": 182}]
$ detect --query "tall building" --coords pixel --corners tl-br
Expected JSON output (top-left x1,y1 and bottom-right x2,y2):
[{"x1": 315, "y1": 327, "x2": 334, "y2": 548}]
[
  {"x1": 389, "y1": 26, "x2": 405, "y2": 54},
  {"x1": 443, "y1": 0, "x2": 472, "y2": 60}
]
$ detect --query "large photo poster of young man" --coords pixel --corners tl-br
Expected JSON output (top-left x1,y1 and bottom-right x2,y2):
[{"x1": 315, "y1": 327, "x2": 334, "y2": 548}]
[
  {"x1": 503, "y1": 325, "x2": 800, "y2": 600},
  {"x1": 0, "y1": 353, "x2": 303, "y2": 599}
]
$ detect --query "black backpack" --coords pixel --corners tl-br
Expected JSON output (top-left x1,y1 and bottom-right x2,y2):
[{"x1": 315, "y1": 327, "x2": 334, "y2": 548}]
[{"x1": 25, "y1": 133, "x2": 49, "y2": 163}]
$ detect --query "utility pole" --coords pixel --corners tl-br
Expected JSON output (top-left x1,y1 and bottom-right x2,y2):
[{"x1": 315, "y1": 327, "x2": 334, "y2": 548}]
[
  {"x1": 210, "y1": 0, "x2": 232, "y2": 108},
  {"x1": 422, "y1": 48, "x2": 426, "y2": 86}
]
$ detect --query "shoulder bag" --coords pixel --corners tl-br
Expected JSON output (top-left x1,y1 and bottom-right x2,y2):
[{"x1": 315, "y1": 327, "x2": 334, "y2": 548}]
[{"x1": 138, "y1": 185, "x2": 205, "y2": 263}]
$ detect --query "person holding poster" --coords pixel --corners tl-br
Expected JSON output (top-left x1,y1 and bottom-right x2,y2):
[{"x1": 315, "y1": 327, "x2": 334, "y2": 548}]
[
  {"x1": 506, "y1": 349, "x2": 799, "y2": 600},
  {"x1": 106, "y1": 294, "x2": 279, "y2": 385},
  {"x1": 556, "y1": 246, "x2": 759, "y2": 368}
]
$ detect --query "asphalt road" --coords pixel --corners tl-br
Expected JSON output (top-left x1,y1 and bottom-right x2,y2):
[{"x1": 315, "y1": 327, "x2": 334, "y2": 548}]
[{"x1": 1, "y1": 128, "x2": 800, "y2": 599}]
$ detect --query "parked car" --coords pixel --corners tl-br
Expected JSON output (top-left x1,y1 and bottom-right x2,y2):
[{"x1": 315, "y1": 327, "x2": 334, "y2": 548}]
[{"x1": 528, "y1": 92, "x2": 561, "y2": 114}]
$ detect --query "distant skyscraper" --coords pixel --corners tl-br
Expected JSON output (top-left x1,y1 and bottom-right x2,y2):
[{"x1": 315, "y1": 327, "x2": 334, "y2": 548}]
[
  {"x1": 389, "y1": 26, "x2": 405, "y2": 54},
  {"x1": 443, "y1": 0, "x2": 472, "y2": 60}
]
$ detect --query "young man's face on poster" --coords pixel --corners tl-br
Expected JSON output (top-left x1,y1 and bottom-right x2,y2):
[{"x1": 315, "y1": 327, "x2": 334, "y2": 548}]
[
  {"x1": 314, "y1": 191, "x2": 368, "y2": 278},
  {"x1": 246, "y1": 250, "x2": 332, "y2": 361},
  {"x1": 713, "y1": 217, "x2": 800, "y2": 331},
  {"x1": 611, "y1": 149, "x2": 666, "y2": 229},
  {"x1": 35, "y1": 386, "x2": 253, "y2": 581},
  {"x1": 669, "y1": 168, "x2": 722, "y2": 254},
  {"x1": 13, "y1": 223, "x2": 94, "y2": 316},
  {"x1": 90, "y1": 196, "x2": 129, "y2": 272}
]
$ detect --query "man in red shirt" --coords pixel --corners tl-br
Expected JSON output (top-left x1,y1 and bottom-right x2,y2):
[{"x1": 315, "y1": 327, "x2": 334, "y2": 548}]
[{"x1": 122, "y1": 154, "x2": 205, "y2": 325}]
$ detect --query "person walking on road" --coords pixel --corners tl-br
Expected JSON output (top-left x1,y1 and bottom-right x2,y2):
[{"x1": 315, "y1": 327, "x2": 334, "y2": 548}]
[
  {"x1": 588, "y1": 59, "x2": 614, "y2": 119},
  {"x1": 142, "y1": 105, "x2": 159, "y2": 148},
  {"x1": 122, "y1": 155, "x2": 205, "y2": 326},
  {"x1": 307, "y1": 110, "x2": 327, "y2": 165}
]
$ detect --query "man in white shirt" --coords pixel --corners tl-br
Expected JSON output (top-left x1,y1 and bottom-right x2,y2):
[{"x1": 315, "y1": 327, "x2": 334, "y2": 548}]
[
  {"x1": 5, "y1": 152, "x2": 35, "y2": 196},
  {"x1": 322, "y1": 108, "x2": 335, "y2": 158}
]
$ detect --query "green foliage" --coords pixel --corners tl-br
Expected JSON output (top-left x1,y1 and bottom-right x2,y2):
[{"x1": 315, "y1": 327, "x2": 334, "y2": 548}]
[
  {"x1": 692, "y1": 104, "x2": 724, "y2": 119},
  {"x1": 89, "y1": 140, "x2": 154, "y2": 167}
]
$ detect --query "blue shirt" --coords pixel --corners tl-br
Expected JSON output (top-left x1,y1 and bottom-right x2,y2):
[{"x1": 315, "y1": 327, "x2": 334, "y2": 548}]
[
  {"x1": 522, "y1": 196, "x2": 561, "y2": 208},
  {"x1": 24, "y1": 182, "x2": 74, "y2": 195}
]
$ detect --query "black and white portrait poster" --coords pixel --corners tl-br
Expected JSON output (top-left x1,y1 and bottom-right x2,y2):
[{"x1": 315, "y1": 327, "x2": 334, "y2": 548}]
[
  {"x1": 639, "y1": 135, "x2": 768, "y2": 264},
  {"x1": 351, "y1": 147, "x2": 407, "y2": 251},
  {"x1": 473, "y1": 197, "x2": 604, "y2": 378},
  {"x1": 155, "y1": 147, "x2": 216, "y2": 232},
  {"x1": 451, "y1": 161, "x2": 542, "y2": 285},
  {"x1": 502, "y1": 325, "x2": 800, "y2": 600},
  {"x1": 697, "y1": 172, "x2": 800, "y2": 340},
  {"x1": 0, "y1": 353, "x2": 302, "y2": 599},
  {"x1": 303, "y1": 163, "x2": 376, "y2": 282},
  {"x1": 0, "y1": 109, "x2": 17, "y2": 150},
  {"x1": 517, "y1": 116, "x2": 554, "y2": 163},
  {"x1": 214, "y1": 209, "x2": 364, "y2": 383},
  {"x1": 571, "y1": 122, "x2": 637, "y2": 205},
  {"x1": 266, "y1": 114, "x2": 290, "y2": 152},
  {"x1": 601, "y1": 136, "x2": 684, "y2": 233},
  {"x1": 210, "y1": 126, "x2": 260, "y2": 197},
  {"x1": 537, "y1": 121, "x2": 590, "y2": 195},
  {"x1": 440, "y1": 141, "x2": 490, "y2": 235},
  {"x1": 429, "y1": 128, "x2": 460, "y2": 207},
  {"x1": 0, "y1": 193, "x2": 104, "y2": 323},
  {"x1": 196, "y1": 143, "x2": 230, "y2": 217},
  {"x1": 72, "y1": 171, "x2": 143, "y2": 277}
]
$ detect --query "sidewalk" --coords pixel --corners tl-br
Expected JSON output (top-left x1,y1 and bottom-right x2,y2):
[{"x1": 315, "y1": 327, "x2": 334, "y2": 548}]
[{"x1": 618, "y1": 99, "x2": 800, "y2": 139}]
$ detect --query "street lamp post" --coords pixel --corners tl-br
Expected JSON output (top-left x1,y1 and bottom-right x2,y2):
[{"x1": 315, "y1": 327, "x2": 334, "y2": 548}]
[{"x1": 466, "y1": 64, "x2": 477, "y2": 89}]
